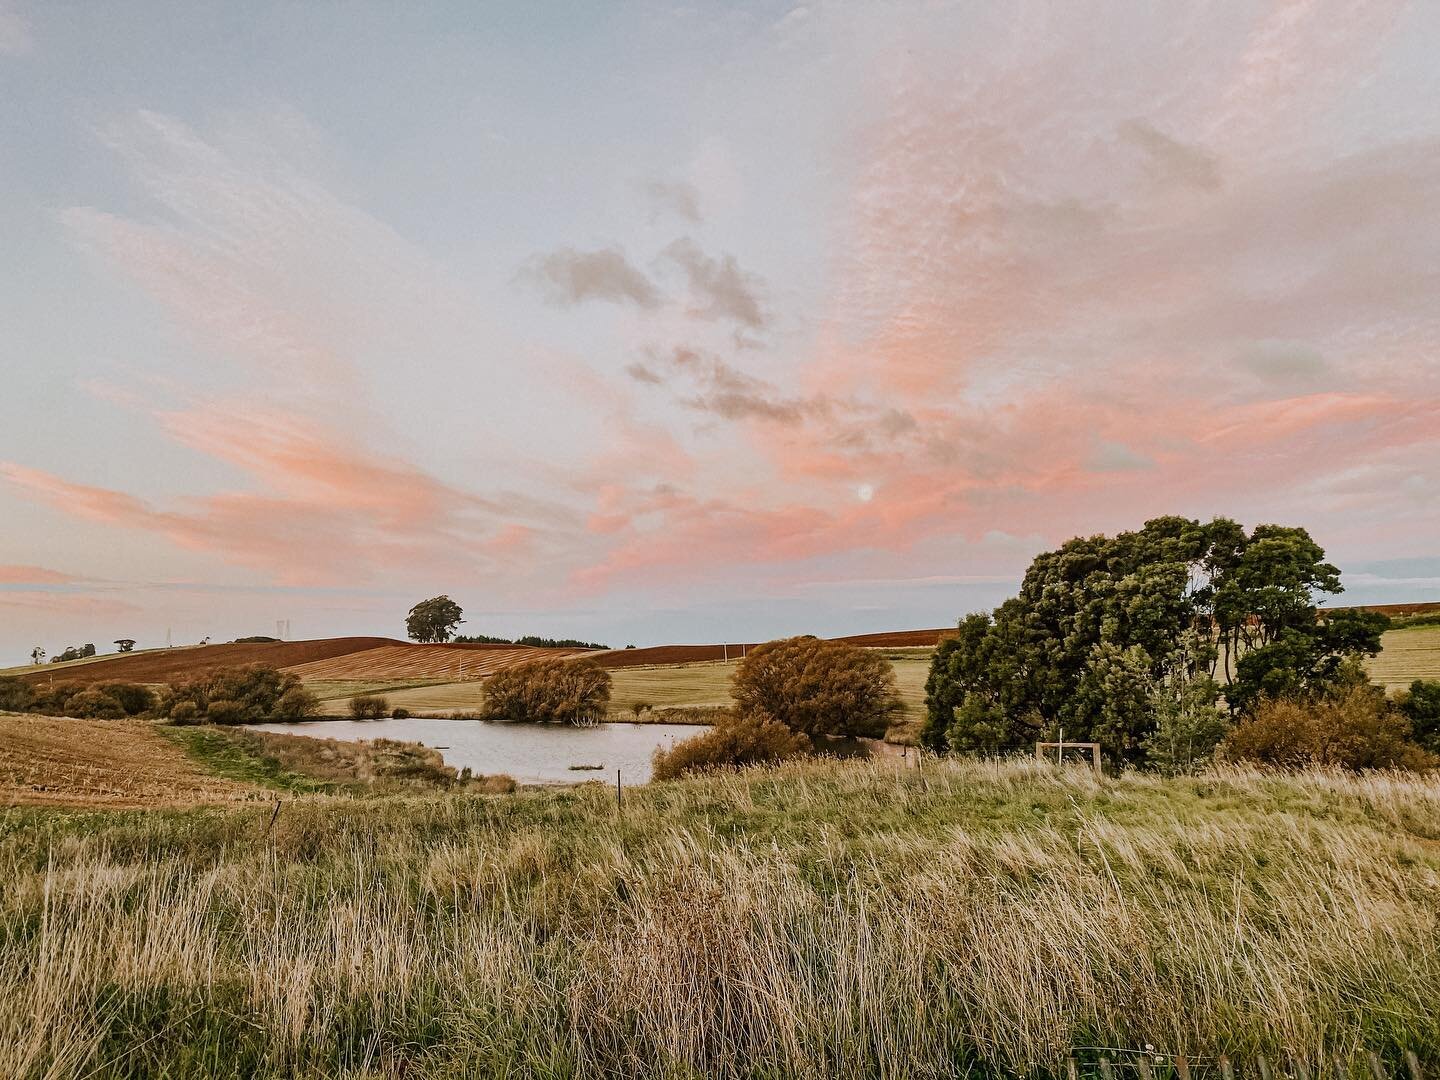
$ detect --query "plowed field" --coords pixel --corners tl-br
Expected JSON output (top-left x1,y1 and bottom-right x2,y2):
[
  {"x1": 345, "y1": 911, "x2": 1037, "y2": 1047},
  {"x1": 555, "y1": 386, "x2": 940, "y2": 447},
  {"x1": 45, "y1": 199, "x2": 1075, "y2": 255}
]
[
  {"x1": 286, "y1": 643, "x2": 591, "y2": 681},
  {"x1": 0, "y1": 714, "x2": 255, "y2": 807},
  {"x1": 14, "y1": 637, "x2": 402, "y2": 686}
]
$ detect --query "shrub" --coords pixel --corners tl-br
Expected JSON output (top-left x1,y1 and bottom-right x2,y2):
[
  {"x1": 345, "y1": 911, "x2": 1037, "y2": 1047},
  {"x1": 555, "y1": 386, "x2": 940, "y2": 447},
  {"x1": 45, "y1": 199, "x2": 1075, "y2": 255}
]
[
  {"x1": 99, "y1": 682, "x2": 156, "y2": 717},
  {"x1": 1397, "y1": 679, "x2": 1440, "y2": 753},
  {"x1": 162, "y1": 665, "x2": 313, "y2": 724},
  {"x1": 350, "y1": 695, "x2": 390, "y2": 720},
  {"x1": 276, "y1": 686, "x2": 322, "y2": 719},
  {"x1": 392, "y1": 707, "x2": 412, "y2": 720},
  {"x1": 479, "y1": 657, "x2": 611, "y2": 724},
  {"x1": 27, "y1": 684, "x2": 81, "y2": 716},
  {"x1": 0, "y1": 676, "x2": 33, "y2": 712},
  {"x1": 652, "y1": 711, "x2": 812, "y2": 780},
  {"x1": 204, "y1": 699, "x2": 247, "y2": 725},
  {"x1": 1223, "y1": 684, "x2": 1434, "y2": 771},
  {"x1": 732, "y1": 636, "x2": 898, "y2": 738},
  {"x1": 169, "y1": 701, "x2": 200, "y2": 724},
  {"x1": 468, "y1": 773, "x2": 518, "y2": 794},
  {"x1": 63, "y1": 688, "x2": 126, "y2": 719}
]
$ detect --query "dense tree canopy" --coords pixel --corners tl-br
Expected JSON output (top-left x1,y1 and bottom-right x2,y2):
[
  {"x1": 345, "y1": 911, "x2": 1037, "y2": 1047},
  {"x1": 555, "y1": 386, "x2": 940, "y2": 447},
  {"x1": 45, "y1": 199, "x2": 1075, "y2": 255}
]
[
  {"x1": 922, "y1": 517, "x2": 1388, "y2": 766},
  {"x1": 406, "y1": 596, "x2": 465, "y2": 643}
]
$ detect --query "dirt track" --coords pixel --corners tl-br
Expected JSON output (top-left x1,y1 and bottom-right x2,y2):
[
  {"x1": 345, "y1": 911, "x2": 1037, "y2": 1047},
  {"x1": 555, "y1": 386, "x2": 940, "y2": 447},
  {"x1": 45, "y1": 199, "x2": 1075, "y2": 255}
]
[{"x1": 0, "y1": 714, "x2": 255, "y2": 808}]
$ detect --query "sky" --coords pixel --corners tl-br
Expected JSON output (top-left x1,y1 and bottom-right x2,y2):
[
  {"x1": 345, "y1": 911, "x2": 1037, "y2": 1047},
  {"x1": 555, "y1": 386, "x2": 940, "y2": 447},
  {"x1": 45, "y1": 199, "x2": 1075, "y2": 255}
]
[{"x1": 3, "y1": 1, "x2": 1440, "y2": 662}]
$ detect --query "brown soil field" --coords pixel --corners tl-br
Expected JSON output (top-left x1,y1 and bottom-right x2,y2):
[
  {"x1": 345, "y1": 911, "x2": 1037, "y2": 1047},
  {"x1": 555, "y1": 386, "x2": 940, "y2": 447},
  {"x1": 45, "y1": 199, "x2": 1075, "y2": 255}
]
[
  {"x1": 1342, "y1": 601, "x2": 1440, "y2": 618},
  {"x1": 14, "y1": 637, "x2": 402, "y2": 686},
  {"x1": 835, "y1": 628, "x2": 956, "y2": 647},
  {"x1": 0, "y1": 714, "x2": 254, "y2": 808},
  {"x1": 285, "y1": 643, "x2": 590, "y2": 681},
  {"x1": 590, "y1": 629, "x2": 954, "y2": 669}
]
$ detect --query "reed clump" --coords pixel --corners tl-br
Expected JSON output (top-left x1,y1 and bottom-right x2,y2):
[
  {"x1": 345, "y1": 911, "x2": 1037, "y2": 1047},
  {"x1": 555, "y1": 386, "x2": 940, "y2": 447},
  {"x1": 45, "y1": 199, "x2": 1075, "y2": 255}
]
[{"x1": 2, "y1": 757, "x2": 1439, "y2": 1078}]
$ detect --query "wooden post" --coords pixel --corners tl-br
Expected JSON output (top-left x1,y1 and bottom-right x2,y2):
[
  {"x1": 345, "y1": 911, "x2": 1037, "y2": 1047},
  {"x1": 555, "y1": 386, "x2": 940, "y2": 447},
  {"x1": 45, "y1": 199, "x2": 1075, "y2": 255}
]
[
  {"x1": 1139, "y1": 1057, "x2": 1155, "y2": 1080},
  {"x1": 1067, "y1": 1057, "x2": 1080, "y2": 1080},
  {"x1": 616, "y1": 769, "x2": 622, "y2": 811}
]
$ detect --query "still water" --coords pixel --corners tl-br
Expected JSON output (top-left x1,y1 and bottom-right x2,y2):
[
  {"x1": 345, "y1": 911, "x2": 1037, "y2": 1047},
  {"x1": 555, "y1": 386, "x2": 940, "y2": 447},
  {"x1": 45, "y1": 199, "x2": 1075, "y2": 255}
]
[{"x1": 251, "y1": 717, "x2": 698, "y2": 785}]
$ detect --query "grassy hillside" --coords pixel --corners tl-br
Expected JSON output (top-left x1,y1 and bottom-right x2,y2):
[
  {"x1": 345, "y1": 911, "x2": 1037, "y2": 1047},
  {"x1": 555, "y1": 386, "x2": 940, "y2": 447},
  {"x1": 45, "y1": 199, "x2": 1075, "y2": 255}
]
[
  {"x1": 2, "y1": 757, "x2": 1437, "y2": 1078},
  {"x1": 327, "y1": 649, "x2": 937, "y2": 729}
]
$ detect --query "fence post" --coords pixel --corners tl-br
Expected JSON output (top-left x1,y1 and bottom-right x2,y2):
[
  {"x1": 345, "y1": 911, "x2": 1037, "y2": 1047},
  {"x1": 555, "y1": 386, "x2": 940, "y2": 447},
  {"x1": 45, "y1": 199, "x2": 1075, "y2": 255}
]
[
  {"x1": 1139, "y1": 1057, "x2": 1155, "y2": 1080},
  {"x1": 1068, "y1": 1057, "x2": 1080, "y2": 1080},
  {"x1": 616, "y1": 769, "x2": 622, "y2": 811}
]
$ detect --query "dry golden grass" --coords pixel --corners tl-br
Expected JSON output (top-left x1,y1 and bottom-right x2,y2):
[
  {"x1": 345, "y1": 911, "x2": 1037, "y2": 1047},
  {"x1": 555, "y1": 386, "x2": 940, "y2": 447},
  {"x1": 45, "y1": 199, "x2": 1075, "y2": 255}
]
[
  {"x1": 2, "y1": 757, "x2": 1438, "y2": 1077},
  {"x1": 0, "y1": 713, "x2": 254, "y2": 807}
]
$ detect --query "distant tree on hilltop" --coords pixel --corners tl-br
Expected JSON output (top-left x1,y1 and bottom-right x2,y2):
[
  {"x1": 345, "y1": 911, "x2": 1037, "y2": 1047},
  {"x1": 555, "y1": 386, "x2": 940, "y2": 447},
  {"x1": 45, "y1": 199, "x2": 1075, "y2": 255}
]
[
  {"x1": 407, "y1": 596, "x2": 464, "y2": 643},
  {"x1": 114, "y1": 639, "x2": 136, "y2": 652}
]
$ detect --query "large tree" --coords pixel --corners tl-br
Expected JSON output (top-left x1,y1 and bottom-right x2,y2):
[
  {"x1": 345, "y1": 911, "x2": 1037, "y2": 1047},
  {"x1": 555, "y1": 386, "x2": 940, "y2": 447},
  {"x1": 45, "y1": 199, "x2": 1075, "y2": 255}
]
[
  {"x1": 922, "y1": 517, "x2": 1387, "y2": 765},
  {"x1": 406, "y1": 595, "x2": 465, "y2": 643}
]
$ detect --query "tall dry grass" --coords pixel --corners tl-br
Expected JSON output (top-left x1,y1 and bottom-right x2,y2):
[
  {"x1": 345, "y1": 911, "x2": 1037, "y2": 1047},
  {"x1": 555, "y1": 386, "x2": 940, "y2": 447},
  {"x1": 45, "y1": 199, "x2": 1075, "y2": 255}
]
[{"x1": 2, "y1": 757, "x2": 1439, "y2": 1078}]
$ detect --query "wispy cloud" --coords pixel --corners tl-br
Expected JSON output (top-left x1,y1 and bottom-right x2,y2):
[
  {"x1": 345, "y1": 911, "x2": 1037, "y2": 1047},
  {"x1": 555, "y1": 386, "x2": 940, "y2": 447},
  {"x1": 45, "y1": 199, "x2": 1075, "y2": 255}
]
[
  {"x1": 12, "y1": 109, "x2": 589, "y2": 595},
  {"x1": 1119, "y1": 120, "x2": 1222, "y2": 191},
  {"x1": 0, "y1": 565, "x2": 78, "y2": 586},
  {"x1": 660, "y1": 239, "x2": 768, "y2": 331},
  {"x1": 524, "y1": 246, "x2": 661, "y2": 309},
  {"x1": 643, "y1": 178, "x2": 702, "y2": 223}
]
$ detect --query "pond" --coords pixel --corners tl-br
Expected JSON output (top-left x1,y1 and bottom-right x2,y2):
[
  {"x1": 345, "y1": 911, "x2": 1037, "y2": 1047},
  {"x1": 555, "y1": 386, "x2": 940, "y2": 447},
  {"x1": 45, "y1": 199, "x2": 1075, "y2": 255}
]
[{"x1": 251, "y1": 717, "x2": 700, "y2": 785}]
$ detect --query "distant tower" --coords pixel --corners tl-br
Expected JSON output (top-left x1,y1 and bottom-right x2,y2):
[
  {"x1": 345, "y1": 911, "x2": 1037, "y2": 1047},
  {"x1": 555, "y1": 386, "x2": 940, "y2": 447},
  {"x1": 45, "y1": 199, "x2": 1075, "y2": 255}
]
[
  {"x1": 276, "y1": 619, "x2": 291, "y2": 640},
  {"x1": 166, "y1": 627, "x2": 172, "y2": 649}
]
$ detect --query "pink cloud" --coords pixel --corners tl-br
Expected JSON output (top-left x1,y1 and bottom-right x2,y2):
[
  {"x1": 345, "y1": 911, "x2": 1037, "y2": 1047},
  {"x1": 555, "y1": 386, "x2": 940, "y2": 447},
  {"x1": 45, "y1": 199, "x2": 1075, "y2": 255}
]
[{"x1": 0, "y1": 565, "x2": 80, "y2": 585}]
